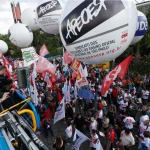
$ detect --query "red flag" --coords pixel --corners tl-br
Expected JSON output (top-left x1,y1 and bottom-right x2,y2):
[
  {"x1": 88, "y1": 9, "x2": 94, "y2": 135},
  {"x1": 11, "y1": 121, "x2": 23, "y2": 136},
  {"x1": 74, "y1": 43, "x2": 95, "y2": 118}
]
[
  {"x1": 39, "y1": 44, "x2": 49, "y2": 57},
  {"x1": 63, "y1": 51, "x2": 73, "y2": 64},
  {"x1": 61, "y1": 74, "x2": 65, "y2": 82},
  {"x1": 50, "y1": 74, "x2": 57, "y2": 83},
  {"x1": 101, "y1": 55, "x2": 132, "y2": 96},
  {"x1": 72, "y1": 70, "x2": 77, "y2": 80},
  {"x1": 118, "y1": 55, "x2": 132, "y2": 79},
  {"x1": 36, "y1": 56, "x2": 56, "y2": 75},
  {"x1": 30, "y1": 75, "x2": 34, "y2": 86},
  {"x1": 57, "y1": 90, "x2": 62, "y2": 103},
  {"x1": 2, "y1": 56, "x2": 10, "y2": 79},
  {"x1": 71, "y1": 58, "x2": 81, "y2": 72}
]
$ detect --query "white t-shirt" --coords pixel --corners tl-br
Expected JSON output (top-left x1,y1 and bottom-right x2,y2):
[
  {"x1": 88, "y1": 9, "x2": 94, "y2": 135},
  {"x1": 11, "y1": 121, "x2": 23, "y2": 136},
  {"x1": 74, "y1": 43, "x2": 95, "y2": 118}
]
[
  {"x1": 140, "y1": 115, "x2": 149, "y2": 124},
  {"x1": 124, "y1": 93, "x2": 131, "y2": 101},
  {"x1": 119, "y1": 100, "x2": 128, "y2": 110},
  {"x1": 97, "y1": 110, "x2": 103, "y2": 119},
  {"x1": 121, "y1": 130, "x2": 135, "y2": 146},
  {"x1": 65, "y1": 125, "x2": 72, "y2": 138},
  {"x1": 102, "y1": 118, "x2": 109, "y2": 128},
  {"x1": 142, "y1": 90, "x2": 149, "y2": 99},
  {"x1": 123, "y1": 117, "x2": 135, "y2": 129},
  {"x1": 90, "y1": 120, "x2": 98, "y2": 133},
  {"x1": 90, "y1": 134, "x2": 99, "y2": 148},
  {"x1": 144, "y1": 137, "x2": 150, "y2": 148},
  {"x1": 139, "y1": 122, "x2": 150, "y2": 136}
]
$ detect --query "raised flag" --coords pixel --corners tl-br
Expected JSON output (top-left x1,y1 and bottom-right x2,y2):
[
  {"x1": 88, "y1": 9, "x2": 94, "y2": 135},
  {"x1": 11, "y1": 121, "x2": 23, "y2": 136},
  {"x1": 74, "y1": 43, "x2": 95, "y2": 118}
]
[
  {"x1": 21, "y1": 47, "x2": 39, "y2": 66},
  {"x1": 64, "y1": 50, "x2": 73, "y2": 64},
  {"x1": 2, "y1": 56, "x2": 10, "y2": 79},
  {"x1": 76, "y1": 64, "x2": 88, "y2": 88},
  {"x1": 101, "y1": 55, "x2": 132, "y2": 96},
  {"x1": 39, "y1": 44, "x2": 49, "y2": 57},
  {"x1": 10, "y1": 2, "x2": 21, "y2": 23},
  {"x1": 54, "y1": 98, "x2": 65, "y2": 124},
  {"x1": 83, "y1": 66, "x2": 88, "y2": 77},
  {"x1": 72, "y1": 129, "x2": 89, "y2": 150},
  {"x1": 71, "y1": 58, "x2": 81, "y2": 72},
  {"x1": 36, "y1": 56, "x2": 56, "y2": 75}
]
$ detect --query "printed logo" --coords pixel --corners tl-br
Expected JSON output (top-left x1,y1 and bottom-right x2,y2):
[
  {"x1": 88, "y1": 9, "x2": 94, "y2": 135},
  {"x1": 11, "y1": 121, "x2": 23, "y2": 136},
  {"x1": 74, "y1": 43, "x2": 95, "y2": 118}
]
[
  {"x1": 103, "y1": 65, "x2": 121, "y2": 88},
  {"x1": 37, "y1": 0, "x2": 62, "y2": 18},
  {"x1": 135, "y1": 16, "x2": 148, "y2": 36},
  {"x1": 61, "y1": 0, "x2": 125, "y2": 45}
]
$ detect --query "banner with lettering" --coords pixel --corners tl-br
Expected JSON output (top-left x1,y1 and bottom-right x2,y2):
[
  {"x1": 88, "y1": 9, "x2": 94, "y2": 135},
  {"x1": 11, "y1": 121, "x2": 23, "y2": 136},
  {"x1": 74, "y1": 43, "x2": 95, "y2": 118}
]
[
  {"x1": 21, "y1": 47, "x2": 39, "y2": 66},
  {"x1": 71, "y1": 58, "x2": 81, "y2": 72},
  {"x1": 72, "y1": 129, "x2": 89, "y2": 150},
  {"x1": 76, "y1": 64, "x2": 88, "y2": 88},
  {"x1": 101, "y1": 55, "x2": 132, "y2": 96},
  {"x1": 54, "y1": 98, "x2": 65, "y2": 124}
]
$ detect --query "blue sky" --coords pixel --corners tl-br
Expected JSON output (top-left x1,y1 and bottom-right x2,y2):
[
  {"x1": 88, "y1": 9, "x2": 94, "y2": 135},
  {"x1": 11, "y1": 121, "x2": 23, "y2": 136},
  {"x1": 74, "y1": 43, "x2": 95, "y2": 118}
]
[{"x1": 0, "y1": 0, "x2": 149, "y2": 35}]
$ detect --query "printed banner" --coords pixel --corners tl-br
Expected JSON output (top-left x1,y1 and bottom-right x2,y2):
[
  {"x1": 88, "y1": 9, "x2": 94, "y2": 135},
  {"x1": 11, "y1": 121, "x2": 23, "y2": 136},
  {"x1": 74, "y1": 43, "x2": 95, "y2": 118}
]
[
  {"x1": 54, "y1": 98, "x2": 65, "y2": 124},
  {"x1": 71, "y1": 58, "x2": 81, "y2": 72},
  {"x1": 76, "y1": 64, "x2": 88, "y2": 87},
  {"x1": 72, "y1": 129, "x2": 89, "y2": 150},
  {"x1": 101, "y1": 55, "x2": 132, "y2": 95},
  {"x1": 21, "y1": 47, "x2": 39, "y2": 66}
]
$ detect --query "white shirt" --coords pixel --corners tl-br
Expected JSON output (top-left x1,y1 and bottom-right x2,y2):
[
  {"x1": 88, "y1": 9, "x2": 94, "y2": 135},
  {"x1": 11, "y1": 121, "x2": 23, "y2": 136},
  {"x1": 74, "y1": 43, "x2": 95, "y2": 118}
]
[
  {"x1": 124, "y1": 93, "x2": 131, "y2": 101},
  {"x1": 140, "y1": 115, "x2": 149, "y2": 124},
  {"x1": 143, "y1": 90, "x2": 149, "y2": 99},
  {"x1": 144, "y1": 137, "x2": 150, "y2": 148},
  {"x1": 123, "y1": 117, "x2": 135, "y2": 129},
  {"x1": 90, "y1": 134, "x2": 99, "y2": 148},
  {"x1": 65, "y1": 125, "x2": 72, "y2": 138},
  {"x1": 90, "y1": 120, "x2": 98, "y2": 133},
  {"x1": 102, "y1": 118, "x2": 109, "y2": 128},
  {"x1": 121, "y1": 130, "x2": 135, "y2": 146},
  {"x1": 119, "y1": 100, "x2": 128, "y2": 110},
  {"x1": 139, "y1": 122, "x2": 150, "y2": 136},
  {"x1": 97, "y1": 110, "x2": 103, "y2": 119}
]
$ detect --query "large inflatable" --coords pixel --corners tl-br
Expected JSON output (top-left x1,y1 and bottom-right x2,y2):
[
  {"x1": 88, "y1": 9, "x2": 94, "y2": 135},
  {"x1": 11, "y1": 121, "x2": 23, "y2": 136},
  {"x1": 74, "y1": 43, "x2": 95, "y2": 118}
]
[
  {"x1": 36, "y1": 0, "x2": 66, "y2": 34},
  {"x1": 8, "y1": 23, "x2": 33, "y2": 48},
  {"x1": 0, "y1": 40, "x2": 8, "y2": 54},
  {"x1": 21, "y1": 8, "x2": 40, "y2": 31},
  {"x1": 130, "y1": 11, "x2": 148, "y2": 45},
  {"x1": 59, "y1": 0, "x2": 137, "y2": 64}
]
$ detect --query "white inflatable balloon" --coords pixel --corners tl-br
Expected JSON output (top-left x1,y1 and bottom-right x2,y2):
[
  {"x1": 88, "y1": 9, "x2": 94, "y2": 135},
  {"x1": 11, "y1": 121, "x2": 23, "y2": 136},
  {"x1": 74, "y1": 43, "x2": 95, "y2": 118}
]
[
  {"x1": 36, "y1": 0, "x2": 66, "y2": 34},
  {"x1": 8, "y1": 23, "x2": 33, "y2": 48},
  {"x1": 21, "y1": 8, "x2": 39, "y2": 31},
  {"x1": 130, "y1": 11, "x2": 148, "y2": 45},
  {"x1": 0, "y1": 40, "x2": 8, "y2": 54},
  {"x1": 60, "y1": 0, "x2": 137, "y2": 64}
]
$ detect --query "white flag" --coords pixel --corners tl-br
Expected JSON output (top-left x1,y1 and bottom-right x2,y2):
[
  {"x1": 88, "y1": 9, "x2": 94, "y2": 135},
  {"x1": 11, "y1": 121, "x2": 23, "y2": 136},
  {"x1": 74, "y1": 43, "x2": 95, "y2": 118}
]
[
  {"x1": 21, "y1": 47, "x2": 39, "y2": 66},
  {"x1": 72, "y1": 129, "x2": 89, "y2": 150},
  {"x1": 54, "y1": 98, "x2": 65, "y2": 124},
  {"x1": 83, "y1": 66, "x2": 88, "y2": 77}
]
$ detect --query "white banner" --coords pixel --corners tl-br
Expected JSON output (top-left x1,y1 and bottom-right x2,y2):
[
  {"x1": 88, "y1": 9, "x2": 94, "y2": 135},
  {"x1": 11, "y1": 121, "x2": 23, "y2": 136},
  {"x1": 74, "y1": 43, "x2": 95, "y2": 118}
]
[
  {"x1": 21, "y1": 47, "x2": 39, "y2": 66},
  {"x1": 54, "y1": 98, "x2": 65, "y2": 124},
  {"x1": 72, "y1": 129, "x2": 89, "y2": 150}
]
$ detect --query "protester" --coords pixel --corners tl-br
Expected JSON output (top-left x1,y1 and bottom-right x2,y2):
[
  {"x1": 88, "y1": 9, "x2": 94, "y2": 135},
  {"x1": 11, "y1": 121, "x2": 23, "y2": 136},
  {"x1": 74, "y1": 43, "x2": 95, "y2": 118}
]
[{"x1": 53, "y1": 136, "x2": 66, "y2": 150}]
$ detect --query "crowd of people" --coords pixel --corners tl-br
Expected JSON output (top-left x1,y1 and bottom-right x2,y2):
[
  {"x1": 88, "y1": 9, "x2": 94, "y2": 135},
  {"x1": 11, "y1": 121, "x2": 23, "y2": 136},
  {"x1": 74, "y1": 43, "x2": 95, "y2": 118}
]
[{"x1": 0, "y1": 57, "x2": 150, "y2": 150}]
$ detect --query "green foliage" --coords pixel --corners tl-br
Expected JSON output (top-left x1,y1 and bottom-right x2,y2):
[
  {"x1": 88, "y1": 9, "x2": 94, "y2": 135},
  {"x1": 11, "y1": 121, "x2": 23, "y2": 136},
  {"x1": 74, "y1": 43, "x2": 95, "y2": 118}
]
[
  {"x1": 0, "y1": 29, "x2": 63, "y2": 57},
  {"x1": 0, "y1": 34, "x2": 21, "y2": 57}
]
